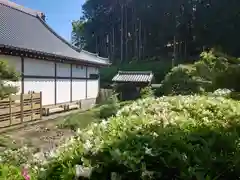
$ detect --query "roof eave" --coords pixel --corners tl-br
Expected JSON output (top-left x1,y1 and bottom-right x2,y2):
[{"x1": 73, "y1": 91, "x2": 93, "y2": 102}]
[
  {"x1": 112, "y1": 80, "x2": 151, "y2": 83},
  {"x1": 37, "y1": 17, "x2": 110, "y2": 66},
  {"x1": 0, "y1": 45, "x2": 110, "y2": 67}
]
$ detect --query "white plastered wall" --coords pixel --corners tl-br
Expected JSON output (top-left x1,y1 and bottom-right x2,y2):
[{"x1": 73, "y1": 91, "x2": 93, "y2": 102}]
[
  {"x1": 72, "y1": 64, "x2": 86, "y2": 78},
  {"x1": 87, "y1": 80, "x2": 99, "y2": 99},
  {"x1": 72, "y1": 80, "x2": 86, "y2": 101},
  {"x1": 24, "y1": 78, "x2": 55, "y2": 105},
  {"x1": 56, "y1": 79, "x2": 70, "y2": 103},
  {"x1": 24, "y1": 58, "x2": 55, "y2": 105},
  {"x1": 24, "y1": 58, "x2": 55, "y2": 76},
  {"x1": 72, "y1": 65, "x2": 87, "y2": 101},
  {"x1": 56, "y1": 63, "x2": 71, "y2": 103},
  {"x1": 87, "y1": 66, "x2": 99, "y2": 99},
  {"x1": 0, "y1": 55, "x2": 101, "y2": 104},
  {"x1": 56, "y1": 63, "x2": 71, "y2": 77},
  {"x1": 87, "y1": 66, "x2": 99, "y2": 77}
]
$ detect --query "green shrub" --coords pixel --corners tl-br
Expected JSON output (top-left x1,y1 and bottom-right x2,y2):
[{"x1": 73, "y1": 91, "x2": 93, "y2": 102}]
[
  {"x1": 57, "y1": 110, "x2": 100, "y2": 131},
  {"x1": 159, "y1": 51, "x2": 240, "y2": 96},
  {"x1": 118, "y1": 100, "x2": 133, "y2": 108},
  {"x1": 40, "y1": 95, "x2": 240, "y2": 179},
  {"x1": 0, "y1": 60, "x2": 20, "y2": 98},
  {"x1": 209, "y1": 89, "x2": 240, "y2": 101},
  {"x1": 159, "y1": 64, "x2": 211, "y2": 95},
  {"x1": 140, "y1": 86, "x2": 154, "y2": 98},
  {"x1": 0, "y1": 164, "x2": 25, "y2": 180},
  {"x1": 99, "y1": 94, "x2": 120, "y2": 119}
]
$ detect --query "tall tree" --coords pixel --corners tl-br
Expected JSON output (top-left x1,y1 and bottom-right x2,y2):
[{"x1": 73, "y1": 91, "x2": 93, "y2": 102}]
[{"x1": 72, "y1": 0, "x2": 240, "y2": 63}]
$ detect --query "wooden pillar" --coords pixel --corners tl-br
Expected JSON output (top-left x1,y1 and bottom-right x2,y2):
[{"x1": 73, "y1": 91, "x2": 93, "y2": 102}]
[
  {"x1": 70, "y1": 64, "x2": 73, "y2": 102},
  {"x1": 54, "y1": 62, "x2": 57, "y2": 105},
  {"x1": 31, "y1": 92, "x2": 33, "y2": 121},
  {"x1": 20, "y1": 93, "x2": 23, "y2": 123},
  {"x1": 9, "y1": 95, "x2": 12, "y2": 125},
  {"x1": 21, "y1": 56, "x2": 24, "y2": 94},
  {"x1": 85, "y1": 66, "x2": 88, "y2": 99},
  {"x1": 40, "y1": 91, "x2": 42, "y2": 119}
]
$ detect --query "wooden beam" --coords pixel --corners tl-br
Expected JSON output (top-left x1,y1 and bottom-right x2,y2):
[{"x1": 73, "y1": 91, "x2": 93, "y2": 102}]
[
  {"x1": 21, "y1": 56, "x2": 24, "y2": 94},
  {"x1": 70, "y1": 64, "x2": 73, "y2": 102},
  {"x1": 23, "y1": 75, "x2": 88, "y2": 80},
  {"x1": 54, "y1": 62, "x2": 57, "y2": 105},
  {"x1": 86, "y1": 66, "x2": 88, "y2": 99}
]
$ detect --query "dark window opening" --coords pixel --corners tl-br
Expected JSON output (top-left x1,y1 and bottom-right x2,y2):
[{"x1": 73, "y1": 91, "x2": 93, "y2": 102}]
[{"x1": 89, "y1": 74, "x2": 99, "y2": 79}]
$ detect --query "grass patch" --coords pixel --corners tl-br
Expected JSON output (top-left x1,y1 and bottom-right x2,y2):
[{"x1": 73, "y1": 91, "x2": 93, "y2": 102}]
[
  {"x1": 57, "y1": 101, "x2": 132, "y2": 131},
  {"x1": 0, "y1": 135, "x2": 33, "y2": 151},
  {"x1": 0, "y1": 135, "x2": 13, "y2": 148},
  {"x1": 57, "y1": 108, "x2": 101, "y2": 131}
]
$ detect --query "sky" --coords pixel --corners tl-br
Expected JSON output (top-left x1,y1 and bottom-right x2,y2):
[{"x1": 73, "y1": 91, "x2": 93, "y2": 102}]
[{"x1": 12, "y1": 0, "x2": 84, "y2": 41}]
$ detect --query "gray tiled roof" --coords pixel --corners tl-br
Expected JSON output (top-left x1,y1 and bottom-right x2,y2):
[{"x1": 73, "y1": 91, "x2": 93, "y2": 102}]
[
  {"x1": 112, "y1": 71, "x2": 154, "y2": 83},
  {"x1": 0, "y1": 1, "x2": 109, "y2": 65}
]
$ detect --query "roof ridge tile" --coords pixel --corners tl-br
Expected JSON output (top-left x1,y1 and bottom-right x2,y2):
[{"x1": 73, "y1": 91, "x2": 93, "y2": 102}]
[{"x1": 0, "y1": 0, "x2": 44, "y2": 17}]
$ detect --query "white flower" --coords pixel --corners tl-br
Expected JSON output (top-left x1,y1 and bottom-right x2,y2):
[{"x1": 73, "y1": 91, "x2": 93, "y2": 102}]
[
  {"x1": 86, "y1": 129, "x2": 94, "y2": 136},
  {"x1": 145, "y1": 147, "x2": 153, "y2": 156},
  {"x1": 76, "y1": 128, "x2": 82, "y2": 135},
  {"x1": 40, "y1": 168, "x2": 45, "y2": 172},
  {"x1": 75, "y1": 165, "x2": 93, "y2": 178},
  {"x1": 83, "y1": 140, "x2": 92, "y2": 151},
  {"x1": 152, "y1": 132, "x2": 159, "y2": 137},
  {"x1": 48, "y1": 150, "x2": 57, "y2": 158},
  {"x1": 70, "y1": 136, "x2": 76, "y2": 143},
  {"x1": 182, "y1": 153, "x2": 188, "y2": 161},
  {"x1": 100, "y1": 120, "x2": 108, "y2": 128}
]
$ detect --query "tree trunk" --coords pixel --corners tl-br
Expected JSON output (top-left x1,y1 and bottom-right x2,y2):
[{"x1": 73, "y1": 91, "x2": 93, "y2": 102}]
[
  {"x1": 112, "y1": 26, "x2": 115, "y2": 63},
  {"x1": 120, "y1": 4, "x2": 124, "y2": 63},
  {"x1": 138, "y1": 19, "x2": 142, "y2": 61},
  {"x1": 125, "y1": 4, "x2": 128, "y2": 62}
]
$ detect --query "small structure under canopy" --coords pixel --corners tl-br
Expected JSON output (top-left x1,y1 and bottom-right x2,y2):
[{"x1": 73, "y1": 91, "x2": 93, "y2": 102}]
[{"x1": 112, "y1": 71, "x2": 155, "y2": 100}]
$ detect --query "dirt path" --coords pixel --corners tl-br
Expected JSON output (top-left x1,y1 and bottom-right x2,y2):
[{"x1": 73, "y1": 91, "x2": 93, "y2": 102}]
[
  {"x1": 0, "y1": 110, "x2": 80, "y2": 152},
  {"x1": 4, "y1": 122, "x2": 73, "y2": 152}
]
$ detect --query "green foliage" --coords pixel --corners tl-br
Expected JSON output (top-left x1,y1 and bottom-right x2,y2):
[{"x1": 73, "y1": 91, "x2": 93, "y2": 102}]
[
  {"x1": 159, "y1": 51, "x2": 240, "y2": 96},
  {"x1": 57, "y1": 110, "x2": 100, "y2": 131},
  {"x1": 159, "y1": 64, "x2": 211, "y2": 95},
  {"x1": 58, "y1": 96, "x2": 130, "y2": 131},
  {"x1": 0, "y1": 164, "x2": 25, "y2": 180},
  {"x1": 118, "y1": 100, "x2": 133, "y2": 108},
  {"x1": 71, "y1": 20, "x2": 85, "y2": 48},
  {"x1": 0, "y1": 60, "x2": 19, "y2": 98},
  {"x1": 96, "y1": 89, "x2": 113, "y2": 105},
  {"x1": 73, "y1": 0, "x2": 240, "y2": 62},
  {"x1": 34, "y1": 95, "x2": 240, "y2": 179},
  {"x1": 140, "y1": 86, "x2": 154, "y2": 98},
  {"x1": 99, "y1": 94, "x2": 120, "y2": 119}
]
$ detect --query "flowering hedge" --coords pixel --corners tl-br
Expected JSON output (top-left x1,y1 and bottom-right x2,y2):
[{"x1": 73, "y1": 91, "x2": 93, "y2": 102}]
[{"x1": 34, "y1": 95, "x2": 240, "y2": 179}]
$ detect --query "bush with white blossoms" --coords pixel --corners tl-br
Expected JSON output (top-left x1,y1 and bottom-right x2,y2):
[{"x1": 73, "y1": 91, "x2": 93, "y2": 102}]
[
  {"x1": 1, "y1": 95, "x2": 240, "y2": 179},
  {"x1": 212, "y1": 88, "x2": 232, "y2": 97},
  {"x1": 36, "y1": 95, "x2": 240, "y2": 180}
]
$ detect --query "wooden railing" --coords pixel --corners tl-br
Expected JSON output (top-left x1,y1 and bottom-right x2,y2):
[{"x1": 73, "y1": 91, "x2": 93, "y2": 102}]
[{"x1": 0, "y1": 92, "x2": 42, "y2": 128}]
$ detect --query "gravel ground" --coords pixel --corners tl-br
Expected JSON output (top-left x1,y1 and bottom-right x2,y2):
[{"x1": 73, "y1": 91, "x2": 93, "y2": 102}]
[{"x1": 0, "y1": 112, "x2": 77, "y2": 153}]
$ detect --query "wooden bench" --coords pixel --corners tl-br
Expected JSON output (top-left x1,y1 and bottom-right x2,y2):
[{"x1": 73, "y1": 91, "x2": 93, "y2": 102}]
[
  {"x1": 42, "y1": 105, "x2": 64, "y2": 116},
  {"x1": 42, "y1": 101, "x2": 81, "y2": 116}
]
